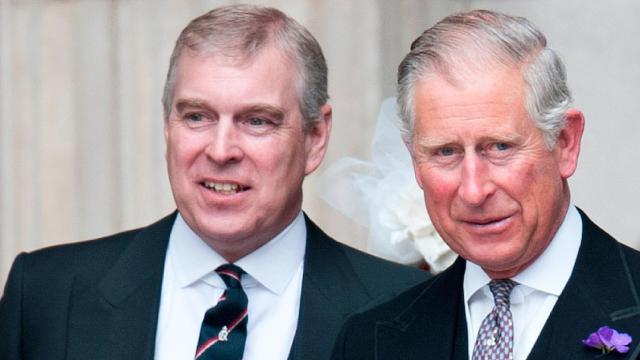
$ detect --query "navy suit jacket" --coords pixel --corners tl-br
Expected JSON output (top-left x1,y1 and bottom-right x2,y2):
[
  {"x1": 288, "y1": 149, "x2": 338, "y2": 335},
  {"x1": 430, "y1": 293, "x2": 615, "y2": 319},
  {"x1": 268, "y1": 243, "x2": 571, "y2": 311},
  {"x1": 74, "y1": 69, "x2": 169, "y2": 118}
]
[
  {"x1": 0, "y1": 212, "x2": 428, "y2": 360},
  {"x1": 332, "y1": 210, "x2": 640, "y2": 360}
]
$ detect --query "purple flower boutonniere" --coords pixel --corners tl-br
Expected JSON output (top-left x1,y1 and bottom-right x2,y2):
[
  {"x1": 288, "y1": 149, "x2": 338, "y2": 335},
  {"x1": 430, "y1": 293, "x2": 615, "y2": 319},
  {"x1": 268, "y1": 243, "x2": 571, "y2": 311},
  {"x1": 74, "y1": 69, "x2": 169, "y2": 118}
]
[{"x1": 583, "y1": 326, "x2": 633, "y2": 354}]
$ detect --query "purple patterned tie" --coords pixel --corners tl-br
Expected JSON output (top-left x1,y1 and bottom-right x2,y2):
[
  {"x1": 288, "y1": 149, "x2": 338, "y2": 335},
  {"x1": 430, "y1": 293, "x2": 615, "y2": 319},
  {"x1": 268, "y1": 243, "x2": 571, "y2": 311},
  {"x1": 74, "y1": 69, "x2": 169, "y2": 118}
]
[{"x1": 472, "y1": 279, "x2": 517, "y2": 360}]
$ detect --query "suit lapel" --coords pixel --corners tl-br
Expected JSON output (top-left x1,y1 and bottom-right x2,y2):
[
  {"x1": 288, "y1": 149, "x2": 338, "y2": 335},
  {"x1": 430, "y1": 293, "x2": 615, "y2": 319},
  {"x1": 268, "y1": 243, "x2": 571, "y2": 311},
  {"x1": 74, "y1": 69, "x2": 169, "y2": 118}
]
[
  {"x1": 527, "y1": 211, "x2": 640, "y2": 359},
  {"x1": 361, "y1": 209, "x2": 640, "y2": 360},
  {"x1": 375, "y1": 258, "x2": 467, "y2": 360},
  {"x1": 288, "y1": 217, "x2": 374, "y2": 360},
  {"x1": 66, "y1": 213, "x2": 175, "y2": 360}
]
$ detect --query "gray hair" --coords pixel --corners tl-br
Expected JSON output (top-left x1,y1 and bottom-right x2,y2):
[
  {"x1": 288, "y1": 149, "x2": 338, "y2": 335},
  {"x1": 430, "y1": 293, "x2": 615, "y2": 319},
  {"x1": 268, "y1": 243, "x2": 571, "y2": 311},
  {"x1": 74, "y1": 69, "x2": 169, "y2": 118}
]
[
  {"x1": 162, "y1": 4, "x2": 329, "y2": 130},
  {"x1": 397, "y1": 9, "x2": 572, "y2": 148}
]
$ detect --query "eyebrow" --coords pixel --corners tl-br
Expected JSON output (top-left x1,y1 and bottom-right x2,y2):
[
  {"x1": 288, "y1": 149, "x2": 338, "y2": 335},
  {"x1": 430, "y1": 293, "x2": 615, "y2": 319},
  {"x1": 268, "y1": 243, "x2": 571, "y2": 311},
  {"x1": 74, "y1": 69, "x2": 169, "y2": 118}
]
[
  {"x1": 174, "y1": 99, "x2": 286, "y2": 121},
  {"x1": 175, "y1": 98, "x2": 209, "y2": 114},
  {"x1": 415, "y1": 133, "x2": 524, "y2": 149},
  {"x1": 415, "y1": 136, "x2": 451, "y2": 150},
  {"x1": 241, "y1": 104, "x2": 286, "y2": 122}
]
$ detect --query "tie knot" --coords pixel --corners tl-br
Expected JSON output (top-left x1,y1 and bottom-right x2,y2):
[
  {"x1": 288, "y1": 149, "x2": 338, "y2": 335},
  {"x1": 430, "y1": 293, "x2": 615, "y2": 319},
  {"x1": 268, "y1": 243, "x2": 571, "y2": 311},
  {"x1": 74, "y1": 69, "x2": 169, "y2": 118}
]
[
  {"x1": 216, "y1": 263, "x2": 245, "y2": 289},
  {"x1": 488, "y1": 279, "x2": 517, "y2": 307}
]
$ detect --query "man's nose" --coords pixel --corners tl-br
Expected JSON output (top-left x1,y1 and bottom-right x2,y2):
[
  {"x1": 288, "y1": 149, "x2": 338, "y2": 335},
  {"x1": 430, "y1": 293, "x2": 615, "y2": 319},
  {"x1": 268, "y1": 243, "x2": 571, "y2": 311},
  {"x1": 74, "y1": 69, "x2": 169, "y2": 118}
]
[
  {"x1": 204, "y1": 119, "x2": 244, "y2": 164},
  {"x1": 457, "y1": 154, "x2": 495, "y2": 206}
]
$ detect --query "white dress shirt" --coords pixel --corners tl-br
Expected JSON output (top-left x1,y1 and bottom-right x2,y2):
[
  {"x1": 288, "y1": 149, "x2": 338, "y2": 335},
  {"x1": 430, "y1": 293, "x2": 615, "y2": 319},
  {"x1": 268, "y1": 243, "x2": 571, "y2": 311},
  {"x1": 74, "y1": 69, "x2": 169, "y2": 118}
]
[
  {"x1": 464, "y1": 205, "x2": 582, "y2": 360},
  {"x1": 154, "y1": 212, "x2": 306, "y2": 360}
]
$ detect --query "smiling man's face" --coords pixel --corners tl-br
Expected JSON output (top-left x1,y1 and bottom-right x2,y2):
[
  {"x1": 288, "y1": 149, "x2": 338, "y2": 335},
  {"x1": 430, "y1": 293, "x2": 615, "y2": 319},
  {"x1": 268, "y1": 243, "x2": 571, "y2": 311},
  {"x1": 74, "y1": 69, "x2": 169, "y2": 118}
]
[
  {"x1": 164, "y1": 46, "x2": 330, "y2": 262},
  {"x1": 410, "y1": 67, "x2": 580, "y2": 278}
]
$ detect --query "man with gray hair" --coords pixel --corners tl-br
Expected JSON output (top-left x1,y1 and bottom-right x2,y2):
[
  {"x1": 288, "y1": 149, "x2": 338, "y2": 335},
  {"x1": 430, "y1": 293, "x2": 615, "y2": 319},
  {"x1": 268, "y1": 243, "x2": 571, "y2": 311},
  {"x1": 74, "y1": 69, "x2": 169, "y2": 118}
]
[
  {"x1": 332, "y1": 9, "x2": 640, "y2": 360},
  {"x1": 0, "y1": 5, "x2": 425, "y2": 360}
]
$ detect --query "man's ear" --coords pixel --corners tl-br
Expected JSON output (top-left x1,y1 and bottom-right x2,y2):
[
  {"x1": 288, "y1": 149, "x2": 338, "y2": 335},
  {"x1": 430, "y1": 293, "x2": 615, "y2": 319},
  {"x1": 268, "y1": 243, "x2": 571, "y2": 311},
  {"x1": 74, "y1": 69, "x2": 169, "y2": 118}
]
[
  {"x1": 304, "y1": 104, "x2": 332, "y2": 175},
  {"x1": 555, "y1": 108, "x2": 585, "y2": 179}
]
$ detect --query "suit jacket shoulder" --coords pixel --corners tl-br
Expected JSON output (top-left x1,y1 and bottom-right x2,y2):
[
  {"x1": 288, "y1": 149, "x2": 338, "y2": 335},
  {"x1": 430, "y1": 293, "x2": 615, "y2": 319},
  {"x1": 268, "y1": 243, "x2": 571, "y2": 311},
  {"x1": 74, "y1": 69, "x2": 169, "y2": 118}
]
[
  {"x1": 0, "y1": 213, "x2": 176, "y2": 360},
  {"x1": 289, "y1": 215, "x2": 429, "y2": 360},
  {"x1": 527, "y1": 210, "x2": 640, "y2": 359},
  {"x1": 316, "y1": 226, "x2": 429, "y2": 301},
  {"x1": 331, "y1": 257, "x2": 466, "y2": 360}
]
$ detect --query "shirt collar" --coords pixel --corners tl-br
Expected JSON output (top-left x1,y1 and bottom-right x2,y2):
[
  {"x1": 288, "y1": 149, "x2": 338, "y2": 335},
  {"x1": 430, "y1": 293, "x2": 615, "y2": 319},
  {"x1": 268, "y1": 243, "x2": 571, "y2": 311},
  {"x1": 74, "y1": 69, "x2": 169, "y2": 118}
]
[
  {"x1": 168, "y1": 211, "x2": 306, "y2": 295},
  {"x1": 464, "y1": 205, "x2": 582, "y2": 301}
]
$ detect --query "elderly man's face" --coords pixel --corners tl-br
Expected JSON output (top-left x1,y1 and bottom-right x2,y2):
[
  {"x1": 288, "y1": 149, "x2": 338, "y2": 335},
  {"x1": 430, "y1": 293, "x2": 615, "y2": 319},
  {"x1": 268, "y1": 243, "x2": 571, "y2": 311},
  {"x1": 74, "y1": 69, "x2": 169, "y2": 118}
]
[
  {"x1": 164, "y1": 46, "x2": 330, "y2": 261},
  {"x1": 411, "y1": 68, "x2": 583, "y2": 278}
]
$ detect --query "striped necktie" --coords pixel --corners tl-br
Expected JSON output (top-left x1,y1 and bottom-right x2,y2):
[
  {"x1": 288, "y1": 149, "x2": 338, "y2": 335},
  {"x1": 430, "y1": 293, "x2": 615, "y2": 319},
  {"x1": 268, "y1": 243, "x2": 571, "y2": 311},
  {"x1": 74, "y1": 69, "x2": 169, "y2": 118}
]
[{"x1": 195, "y1": 264, "x2": 248, "y2": 359}]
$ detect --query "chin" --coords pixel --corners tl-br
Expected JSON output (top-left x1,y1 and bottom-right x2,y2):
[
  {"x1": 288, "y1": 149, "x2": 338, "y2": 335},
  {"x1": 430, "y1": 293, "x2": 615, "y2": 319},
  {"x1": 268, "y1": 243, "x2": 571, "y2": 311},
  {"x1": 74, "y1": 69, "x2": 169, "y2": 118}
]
[
  {"x1": 468, "y1": 246, "x2": 525, "y2": 271},
  {"x1": 199, "y1": 223, "x2": 254, "y2": 242}
]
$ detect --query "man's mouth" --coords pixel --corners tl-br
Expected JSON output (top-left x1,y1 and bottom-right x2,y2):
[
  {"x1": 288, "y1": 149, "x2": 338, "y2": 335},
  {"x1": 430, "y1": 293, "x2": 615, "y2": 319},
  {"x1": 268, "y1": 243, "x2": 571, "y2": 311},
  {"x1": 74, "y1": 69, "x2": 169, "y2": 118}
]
[
  {"x1": 461, "y1": 215, "x2": 513, "y2": 232},
  {"x1": 202, "y1": 181, "x2": 248, "y2": 195},
  {"x1": 468, "y1": 217, "x2": 505, "y2": 225}
]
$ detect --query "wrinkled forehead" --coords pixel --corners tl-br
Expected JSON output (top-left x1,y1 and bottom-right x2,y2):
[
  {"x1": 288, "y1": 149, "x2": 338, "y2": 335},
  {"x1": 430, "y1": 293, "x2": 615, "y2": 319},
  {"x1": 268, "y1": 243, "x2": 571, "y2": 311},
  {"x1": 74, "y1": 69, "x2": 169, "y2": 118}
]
[
  {"x1": 178, "y1": 39, "x2": 276, "y2": 66},
  {"x1": 412, "y1": 67, "x2": 533, "y2": 138},
  {"x1": 183, "y1": 42, "x2": 303, "y2": 94},
  {"x1": 423, "y1": 52, "x2": 527, "y2": 92},
  {"x1": 415, "y1": 64, "x2": 527, "y2": 108},
  {"x1": 174, "y1": 44, "x2": 301, "y2": 91}
]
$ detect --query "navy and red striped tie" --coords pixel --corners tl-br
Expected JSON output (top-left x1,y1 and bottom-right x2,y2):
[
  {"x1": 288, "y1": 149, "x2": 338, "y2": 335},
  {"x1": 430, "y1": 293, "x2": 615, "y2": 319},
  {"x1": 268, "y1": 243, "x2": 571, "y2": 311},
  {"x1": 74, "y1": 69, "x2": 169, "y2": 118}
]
[{"x1": 195, "y1": 264, "x2": 248, "y2": 359}]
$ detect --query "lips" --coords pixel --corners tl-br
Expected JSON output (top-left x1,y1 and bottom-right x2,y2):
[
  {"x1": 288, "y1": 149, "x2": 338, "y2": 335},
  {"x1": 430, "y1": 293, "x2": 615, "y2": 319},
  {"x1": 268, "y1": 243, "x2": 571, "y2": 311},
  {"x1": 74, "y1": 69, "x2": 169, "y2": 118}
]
[
  {"x1": 464, "y1": 216, "x2": 508, "y2": 225},
  {"x1": 460, "y1": 214, "x2": 514, "y2": 234}
]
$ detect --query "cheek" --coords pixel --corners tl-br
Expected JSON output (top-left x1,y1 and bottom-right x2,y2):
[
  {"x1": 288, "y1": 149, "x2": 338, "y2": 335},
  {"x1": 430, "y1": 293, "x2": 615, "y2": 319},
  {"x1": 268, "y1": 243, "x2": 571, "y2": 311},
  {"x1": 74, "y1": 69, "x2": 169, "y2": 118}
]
[
  {"x1": 270, "y1": 140, "x2": 308, "y2": 170},
  {"x1": 167, "y1": 137, "x2": 203, "y2": 173},
  {"x1": 166, "y1": 142, "x2": 185, "y2": 167},
  {"x1": 420, "y1": 172, "x2": 457, "y2": 226},
  {"x1": 494, "y1": 158, "x2": 563, "y2": 233},
  {"x1": 507, "y1": 158, "x2": 558, "y2": 200},
  {"x1": 420, "y1": 169, "x2": 457, "y2": 205}
]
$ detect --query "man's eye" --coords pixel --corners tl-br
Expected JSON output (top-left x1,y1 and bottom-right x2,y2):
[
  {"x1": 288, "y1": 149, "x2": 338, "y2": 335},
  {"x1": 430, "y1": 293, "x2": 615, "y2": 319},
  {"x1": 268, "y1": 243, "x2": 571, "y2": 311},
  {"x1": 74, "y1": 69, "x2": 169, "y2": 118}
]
[
  {"x1": 494, "y1": 142, "x2": 510, "y2": 151},
  {"x1": 438, "y1": 147, "x2": 455, "y2": 156},
  {"x1": 186, "y1": 113, "x2": 204, "y2": 122},
  {"x1": 248, "y1": 117, "x2": 267, "y2": 126}
]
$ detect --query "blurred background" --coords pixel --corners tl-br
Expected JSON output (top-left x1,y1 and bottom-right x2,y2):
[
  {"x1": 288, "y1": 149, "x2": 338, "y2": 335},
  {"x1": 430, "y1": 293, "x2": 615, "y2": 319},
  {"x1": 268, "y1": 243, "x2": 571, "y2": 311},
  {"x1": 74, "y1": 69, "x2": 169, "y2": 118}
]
[{"x1": 1, "y1": 0, "x2": 639, "y2": 287}]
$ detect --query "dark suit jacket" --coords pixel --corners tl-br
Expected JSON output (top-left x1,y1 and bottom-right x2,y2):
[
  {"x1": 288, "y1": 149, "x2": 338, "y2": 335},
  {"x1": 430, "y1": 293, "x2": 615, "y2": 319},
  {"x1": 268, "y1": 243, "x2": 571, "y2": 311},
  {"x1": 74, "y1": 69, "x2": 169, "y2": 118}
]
[
  {"x1": 332, "y1": 210, "x2": 640, "y2": 360},
  {"x1": 0, "y1": 212, "x2": 427, "y2": 360}
]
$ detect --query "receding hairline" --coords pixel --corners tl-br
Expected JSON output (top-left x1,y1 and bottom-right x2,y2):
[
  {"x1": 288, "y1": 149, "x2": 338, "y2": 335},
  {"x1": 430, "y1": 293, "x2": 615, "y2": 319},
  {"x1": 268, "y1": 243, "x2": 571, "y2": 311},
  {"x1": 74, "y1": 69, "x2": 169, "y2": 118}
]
[
  {"x1": 162, "y1": 4, "x2": 329, "y2": 128},
  {"x1": 164, "y1": 31, "x2": 304, "y2": 119}
]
